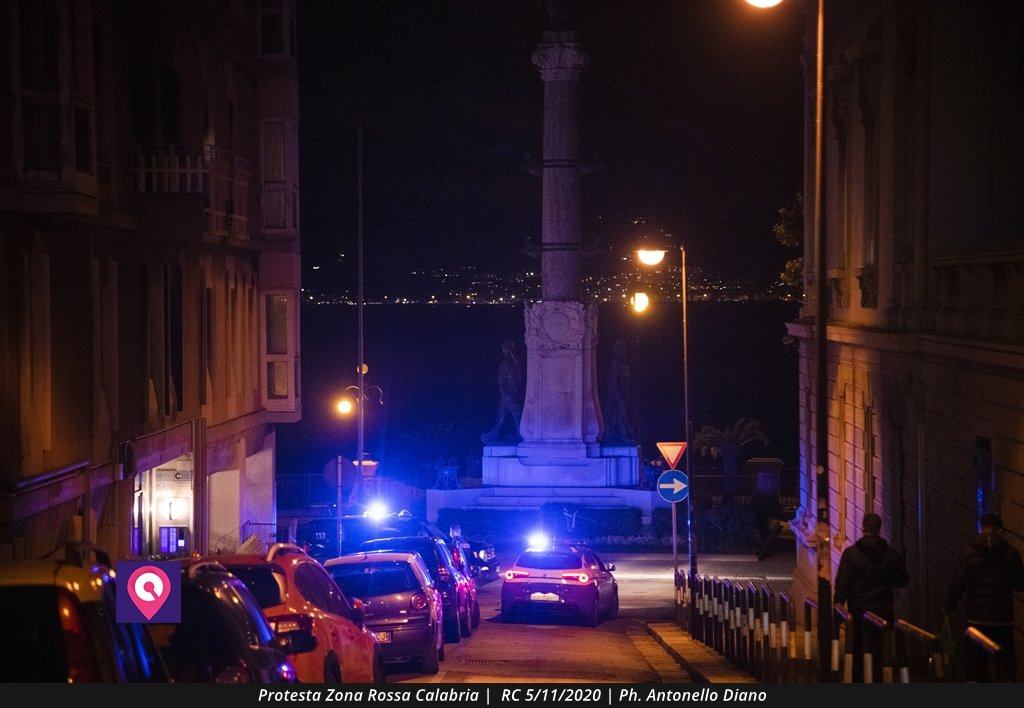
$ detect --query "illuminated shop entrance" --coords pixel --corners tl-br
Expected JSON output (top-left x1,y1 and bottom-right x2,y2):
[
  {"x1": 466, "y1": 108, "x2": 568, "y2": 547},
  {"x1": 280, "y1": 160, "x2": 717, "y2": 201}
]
[{"x1": 133, "y1": 454, "x2": 194, "y2": 557}]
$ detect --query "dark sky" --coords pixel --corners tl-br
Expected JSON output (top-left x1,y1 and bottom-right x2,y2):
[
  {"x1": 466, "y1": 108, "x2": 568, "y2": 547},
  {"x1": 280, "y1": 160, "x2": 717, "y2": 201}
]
[{"x1": 297, "y1": 1, "x2": 806, "y2": 285}]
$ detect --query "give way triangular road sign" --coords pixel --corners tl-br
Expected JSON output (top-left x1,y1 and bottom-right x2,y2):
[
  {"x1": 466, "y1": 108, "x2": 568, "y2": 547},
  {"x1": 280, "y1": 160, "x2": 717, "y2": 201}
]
[{"x1": 656, "y1": 441, "x2": 687, "y2": 470}]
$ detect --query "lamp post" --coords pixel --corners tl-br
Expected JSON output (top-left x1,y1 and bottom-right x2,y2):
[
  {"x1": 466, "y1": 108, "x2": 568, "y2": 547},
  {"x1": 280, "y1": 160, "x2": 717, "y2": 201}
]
[
  {"x1": 747, "y1": 0, "x2": 831, "y2": 680},
  {"x1": 634, "y1": 245, "x2": 695, "y2": 629}
]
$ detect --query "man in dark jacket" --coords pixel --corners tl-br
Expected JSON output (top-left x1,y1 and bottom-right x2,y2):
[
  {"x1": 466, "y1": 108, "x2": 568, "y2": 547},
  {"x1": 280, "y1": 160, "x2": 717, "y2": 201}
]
[
  {"x1": 834, "y1": 513, "x2": 910, "y2": 681},
  {"x1": 945, "y1": 513, "x2": 1024, "y2": 681}
]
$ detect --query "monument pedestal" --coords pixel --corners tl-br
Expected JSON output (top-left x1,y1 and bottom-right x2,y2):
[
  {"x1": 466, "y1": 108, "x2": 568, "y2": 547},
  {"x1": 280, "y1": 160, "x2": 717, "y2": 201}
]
[{"x1": 482, "y1": 443, "x2": 639, "y2": 487}]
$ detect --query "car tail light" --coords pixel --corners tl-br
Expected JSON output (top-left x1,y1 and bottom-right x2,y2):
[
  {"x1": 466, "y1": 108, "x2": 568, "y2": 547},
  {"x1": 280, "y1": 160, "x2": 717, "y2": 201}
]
[
  {"x1": 269, "y1": 613, "x2": 313, "y2": 635},
  {"x1": 58, "y1": 592, "x2": 99, "y2": 683},
  {"x1": 410, "y1": 593, "x2": 428, "y2": 610},
  {"x1": 504, "y1": 569, "x2": 530, "y2": 580},
  {"x1": 561, "y1": 572, "x2": 591, "y2": 583}
]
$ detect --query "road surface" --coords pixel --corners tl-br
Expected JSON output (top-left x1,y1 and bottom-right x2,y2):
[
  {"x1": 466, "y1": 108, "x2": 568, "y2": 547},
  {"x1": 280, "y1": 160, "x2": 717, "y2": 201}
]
[{"x1": 390, "y1": 553, "x2": 792, "y2": 683}]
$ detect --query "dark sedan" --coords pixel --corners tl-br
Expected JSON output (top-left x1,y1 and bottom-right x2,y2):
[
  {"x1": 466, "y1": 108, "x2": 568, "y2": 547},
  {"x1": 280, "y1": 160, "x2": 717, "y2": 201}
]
[
  {"x1": 501, "y1": 544, "x2": 619, "y2": 626},
  {"x1": 360, "y1": 536, "x2": 475, "y2": 643},
  {"x1": 325, "y1": 552, "x2": 445, "y2": 674}
]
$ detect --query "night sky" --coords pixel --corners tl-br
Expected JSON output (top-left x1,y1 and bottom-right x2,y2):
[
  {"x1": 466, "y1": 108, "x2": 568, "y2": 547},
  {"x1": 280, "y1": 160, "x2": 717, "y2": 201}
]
[{"x1": 297, "y1": 1, "x2": 806, "y2": 286}]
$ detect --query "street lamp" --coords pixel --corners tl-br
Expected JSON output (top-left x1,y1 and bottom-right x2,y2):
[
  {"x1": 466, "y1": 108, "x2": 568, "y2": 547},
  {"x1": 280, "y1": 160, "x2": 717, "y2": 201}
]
[
  {"x1": 635, "y1": 243, "x2": 693, "y2": 630},
  {"x1": 630, "y1": 291, "x2": 651, "y2": 314},
  {"x1": 335, "y1": 398, "x2": 355, "y2": 416},
  {"x1": 747, "y1": 0, "x2": 832, "y2": 680}
]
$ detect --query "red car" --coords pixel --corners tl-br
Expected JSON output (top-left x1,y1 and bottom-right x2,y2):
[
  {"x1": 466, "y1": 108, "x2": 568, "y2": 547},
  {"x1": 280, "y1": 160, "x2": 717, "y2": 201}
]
[
  {"x1": 210, "y1": 544, "x2": 384, "y2": 683},
  {"x1": 501, "y1": 544, "x2": 619, "y2": 626}
]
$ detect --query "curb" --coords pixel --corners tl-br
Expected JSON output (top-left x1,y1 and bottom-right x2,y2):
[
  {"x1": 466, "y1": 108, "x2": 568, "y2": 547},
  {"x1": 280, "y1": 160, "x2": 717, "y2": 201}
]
[{"x1": 646, "y1": 622, "x2": 756, "y2": 684}]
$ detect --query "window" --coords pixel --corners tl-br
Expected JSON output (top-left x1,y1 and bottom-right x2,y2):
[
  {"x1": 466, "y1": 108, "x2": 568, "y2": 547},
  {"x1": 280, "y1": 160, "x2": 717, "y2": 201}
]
[
  {"x1": 266, "y1": 294, "x2": 288, "y2": 354},
  {"x1": 974, "y1": 437, "x2": 996, "y2": 528},
  {"x1": 159, "y1": 71, "x2": 181, "y2": 145},
  {"x1": 199, "y1": 282, "x2": 212, "y2": 404},
  {"x1": 23, "y1": 103, "x2": 60, "y2": 172},
  {"x1": 74, "y1": 106, "x2": 93, "y2": 173},
  {"x1": 20, "y1": 0, "x2": 59, "y2": 89},
  {"x1": 516, "y1": 552, "x2": 582, "y2": 570},
  {"x1": 289, "y1": 14, "x2": 297, "y2": 57},
  {"x1": 261, "y1": 0, "x2": 284, "y2": 54},
  {"x1": 163, "y1": 265, "x2": 183, "y2": 414},
  {"x1": 295, "y1": 563, "x2": 350, "y2": 617}
]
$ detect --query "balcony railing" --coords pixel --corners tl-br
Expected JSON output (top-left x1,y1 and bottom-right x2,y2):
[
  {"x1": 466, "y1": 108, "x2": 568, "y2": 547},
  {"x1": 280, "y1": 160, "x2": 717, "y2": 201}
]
[
  {"x1": 134, "y1": 144, "x2": 251, "y2": 239},
  {"x1": 134, "y1": 144, "x2": 209, "y2": 194}
]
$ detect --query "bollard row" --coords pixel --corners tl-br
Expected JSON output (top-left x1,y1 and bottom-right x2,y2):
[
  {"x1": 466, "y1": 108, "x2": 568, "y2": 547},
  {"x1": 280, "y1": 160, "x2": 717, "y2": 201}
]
[{"x1": 674, "y1": 571, "x2": 993, "y2": 683}]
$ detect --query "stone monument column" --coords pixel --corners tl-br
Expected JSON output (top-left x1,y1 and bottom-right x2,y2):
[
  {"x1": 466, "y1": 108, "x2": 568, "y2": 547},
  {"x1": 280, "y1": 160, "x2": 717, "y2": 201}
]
[
  {"x1": 517, "y1": 18, "x2": 602, "y2": 460},
  {"x1": 479, "y1": 3, "x2": 637, "y2": 489}
]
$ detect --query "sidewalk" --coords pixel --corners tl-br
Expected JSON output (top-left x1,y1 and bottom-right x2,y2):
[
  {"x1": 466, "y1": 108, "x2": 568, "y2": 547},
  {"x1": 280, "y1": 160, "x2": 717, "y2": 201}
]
[{"x1": 646, "y1": 623, "x2": 756, "y2": 683}]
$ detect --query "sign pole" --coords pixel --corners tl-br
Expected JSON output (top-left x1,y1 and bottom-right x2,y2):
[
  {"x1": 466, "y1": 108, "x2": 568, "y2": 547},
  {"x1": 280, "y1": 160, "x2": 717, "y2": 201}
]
[{"x1": 655, "y1": 446, "x2": 689, "y2": 628}]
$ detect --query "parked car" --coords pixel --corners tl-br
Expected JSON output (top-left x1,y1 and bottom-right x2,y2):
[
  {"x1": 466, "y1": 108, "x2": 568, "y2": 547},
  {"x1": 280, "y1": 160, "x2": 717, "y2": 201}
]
[
  {"x1": 212, "y1": 543, "x2": 384, "y2": 683},
  {"x1": 350, "y1": 512, "x2": 499, "y2": 586},
  {"x1": 501, "y1": 543, "x2": 619, "y2": 626},
  {"x1": 147, "y1": 560, "x2": 310, "y2": 683},
  {"x1": 325, "y1": 551, "x2": 445, "y2": 674},
  {"x1": 0, "y1": 544, "x2": 168, "y2": 683},
  {"x1": 359, "y1": 536, "x2": 477, "y2": 642}
]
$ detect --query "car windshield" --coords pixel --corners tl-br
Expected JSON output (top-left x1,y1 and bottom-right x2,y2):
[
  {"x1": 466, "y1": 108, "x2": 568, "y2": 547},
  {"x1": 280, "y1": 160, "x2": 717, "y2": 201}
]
[
  {"x1": 223, "y1": 564, "x2": 286, "y2": 609},
  {"x1": 516, "y1": 551, "x2": 582, "y2": 570},
  {"x1": 329, "y1": 562, "x2": 420, "y2": 597},
  {"x1": 0, "y1": 586, "x2": 66, "y2": 681}
]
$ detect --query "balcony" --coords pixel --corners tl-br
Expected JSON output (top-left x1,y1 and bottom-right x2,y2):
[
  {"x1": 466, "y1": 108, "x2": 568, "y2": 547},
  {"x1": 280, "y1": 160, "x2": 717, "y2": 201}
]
[{"x1": 134, "y1": 144, "x2": 251, "y2": 241}]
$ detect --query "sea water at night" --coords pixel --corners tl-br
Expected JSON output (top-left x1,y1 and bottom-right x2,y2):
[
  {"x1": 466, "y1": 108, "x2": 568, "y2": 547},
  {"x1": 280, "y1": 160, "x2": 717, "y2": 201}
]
[{"x1": 277, "y1": 300, "x2": 800, "y2": 488}]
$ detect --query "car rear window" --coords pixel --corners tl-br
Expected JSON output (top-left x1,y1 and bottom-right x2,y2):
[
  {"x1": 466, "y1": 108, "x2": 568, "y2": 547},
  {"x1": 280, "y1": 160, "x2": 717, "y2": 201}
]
[
  {"x1": 0, "y1": 586, "x2": 66, "y2": 681},
  {"x1": 223, "y1": 564, "x2": 286, "y2": 608},
  {"x1": 516, "y1": 551, "x2": 582, "y2": 570},
  {"x1": 329, "y1": 562, "x2": 420, "y2": 598}
]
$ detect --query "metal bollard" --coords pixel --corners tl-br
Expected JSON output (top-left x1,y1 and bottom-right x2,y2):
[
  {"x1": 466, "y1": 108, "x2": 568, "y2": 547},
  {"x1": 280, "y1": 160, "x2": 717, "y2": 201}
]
[
  {"x1": 803, "y1": 597, "x2": 819, "y2": 683},
  {"x1": 734, "y1": 581, "x2": 748, "y2": 671},
  {"x1": 761, "y1": 584, "x2": 775, "y2": 682},
  {"x1": 965, "y1": 626, "x2": 1005, "y2": 682},
  {"x1": 893, "y1": 619, "x2": 942, "y2": 683},
  {"x1": 832, "y1": 604, "x2": 853, "y2": 683},
  {"x1": 778, "y1": 591, "x2": 793, "y2": 682},
  {"x1": 861, "y1": 612, "x2": 893, "y2": 683}
]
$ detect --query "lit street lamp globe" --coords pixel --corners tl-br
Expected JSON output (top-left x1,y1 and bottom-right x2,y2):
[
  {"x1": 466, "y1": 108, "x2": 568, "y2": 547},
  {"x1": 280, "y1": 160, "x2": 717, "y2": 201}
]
[
  {"x1": 336, "y1": 398, "x2": 355, "y2": 416},
  {"x1": 745, "y1": 0, "x2": 784, "y2": 8},
  {"x1": 631, "y1": 292, "x2": 650, "y2": 314},
  {"x1": 636, "y1": 249, "x2": 667, "y2": 267}
]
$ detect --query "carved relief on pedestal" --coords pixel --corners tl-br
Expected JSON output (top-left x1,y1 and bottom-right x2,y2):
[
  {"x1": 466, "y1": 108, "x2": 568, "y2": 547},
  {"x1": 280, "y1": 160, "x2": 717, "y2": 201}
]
[{"x1": 524, "y1": 301, "x2": 595, "y2": 351}]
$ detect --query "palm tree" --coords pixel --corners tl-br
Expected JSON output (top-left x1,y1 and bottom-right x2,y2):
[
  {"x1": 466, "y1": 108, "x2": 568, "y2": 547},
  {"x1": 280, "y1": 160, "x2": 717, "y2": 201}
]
[{"x1": 693, "y1": 418, "x2": 769, "y2": 495}]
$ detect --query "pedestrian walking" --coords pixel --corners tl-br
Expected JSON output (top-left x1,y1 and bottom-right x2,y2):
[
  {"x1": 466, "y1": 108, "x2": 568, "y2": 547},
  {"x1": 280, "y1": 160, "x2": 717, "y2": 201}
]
[
  {"x1": 834, "y1": 513, "x2": 910, "y2": 681},
  {"x1": 945, "y1": 513, "x2": 1024, "y2": 681}
]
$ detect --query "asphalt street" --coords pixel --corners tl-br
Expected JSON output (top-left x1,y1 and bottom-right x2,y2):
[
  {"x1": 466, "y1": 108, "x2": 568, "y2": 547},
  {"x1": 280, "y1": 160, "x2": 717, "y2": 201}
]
[{"x1": 391, "y1": 553, "x2": 793, "y2": 683}]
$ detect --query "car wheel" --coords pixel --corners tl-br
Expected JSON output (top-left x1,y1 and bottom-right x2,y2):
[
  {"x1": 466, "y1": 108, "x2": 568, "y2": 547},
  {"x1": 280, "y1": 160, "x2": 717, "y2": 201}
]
[
  {"x1": 372, "y1": 652, "x2": 387, "y2": 683},
  {"x1": 471, "y1": 599, "x2": 481, "y2": 628},
  {"x1": 459, "y1": 605, "x2": 473, "y2": 637},
  {"x1": 607, "y1": 589, "x2": 619, "y2": 620},
  {"x1": 501, "y1": 603, "x2": 517, "y2": 623},
  {"x1": 443, "y1": 610, "x2": 462, "y2": 643},
  {"x1": 324, "y1": 655, "x2": 342, "y2": 683},
  {"x1": 419, "y1": 644, "x2": 440, "y2": 675},
  {"x1": 438, "y1": 643, "x2": 446, "y2": 662},
  {"x1": 583, "y1": 601, "x2": 600, "y2": 628}
]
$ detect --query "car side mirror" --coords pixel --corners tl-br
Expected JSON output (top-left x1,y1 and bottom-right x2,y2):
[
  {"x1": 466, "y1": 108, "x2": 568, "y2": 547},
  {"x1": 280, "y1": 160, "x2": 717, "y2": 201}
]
[
  {"x1": 606, "y1": 563, "x2": 616, "y2": 572},
  {"x1": 350, "y1": 597, "x2": 366, "y2": 626}
]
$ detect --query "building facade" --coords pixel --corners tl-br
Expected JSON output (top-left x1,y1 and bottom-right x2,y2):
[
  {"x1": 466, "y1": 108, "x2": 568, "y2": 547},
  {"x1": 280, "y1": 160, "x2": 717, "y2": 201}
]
[
  {"x1": 0, "y1": 0, "x2": 301, "y2": 560},
  {"x1": 787, "y1": 0, "x2": 1024, "y2": 667}
]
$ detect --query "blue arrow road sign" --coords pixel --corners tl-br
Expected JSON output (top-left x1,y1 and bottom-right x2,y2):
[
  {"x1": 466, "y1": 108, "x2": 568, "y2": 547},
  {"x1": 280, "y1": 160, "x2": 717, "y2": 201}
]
[{"x1": 657, "y1": 469, "x2": 689, "y2": 503}]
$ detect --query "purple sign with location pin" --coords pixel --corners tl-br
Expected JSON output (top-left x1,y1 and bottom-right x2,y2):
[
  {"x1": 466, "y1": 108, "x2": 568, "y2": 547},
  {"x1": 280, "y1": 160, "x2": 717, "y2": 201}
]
[{"x1": 115, "y1": 560, "x2": 181, "y2": 623}]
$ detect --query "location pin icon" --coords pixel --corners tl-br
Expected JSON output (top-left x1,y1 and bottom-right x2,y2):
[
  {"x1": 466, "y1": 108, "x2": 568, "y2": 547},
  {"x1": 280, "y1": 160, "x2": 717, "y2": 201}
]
[{"x1": 127, "y1": 565, "x2": 172, "y2": 620}]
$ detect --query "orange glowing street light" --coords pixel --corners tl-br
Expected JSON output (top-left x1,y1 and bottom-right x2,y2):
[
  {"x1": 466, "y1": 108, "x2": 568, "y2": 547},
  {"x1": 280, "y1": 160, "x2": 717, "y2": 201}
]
[{"x1": 335, "y1": 397, "x2": 355, "y2": 416}]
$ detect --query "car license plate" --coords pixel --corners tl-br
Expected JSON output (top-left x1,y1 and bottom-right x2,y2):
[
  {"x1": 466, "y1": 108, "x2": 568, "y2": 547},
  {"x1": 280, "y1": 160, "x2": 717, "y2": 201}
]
[
  {"x1": 373, "y1": 631, "x2": 392, "y2": 644},
  {"x1": 530, "y1": 592, "x2": 559, "y2": 602}
]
